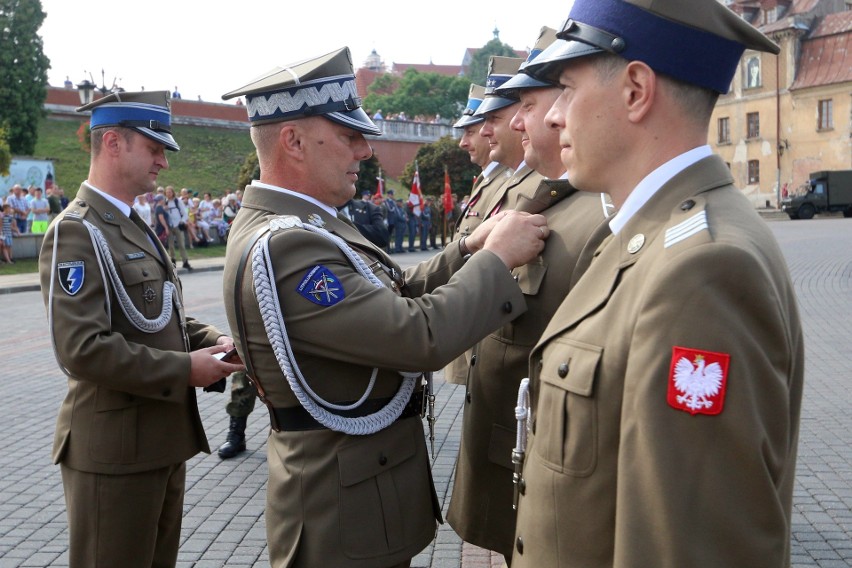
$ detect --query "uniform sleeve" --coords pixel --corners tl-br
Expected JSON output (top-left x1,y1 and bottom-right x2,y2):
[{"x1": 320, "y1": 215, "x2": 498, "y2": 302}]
[
  {"x1": 613, "y1": 241, "x2": 802, "y2": 567},
  {"x1": 39, "y1": 219, "x2": 194, "y2": 402},
  {"x1": 267, "y1": 228, "x2": 526, "y2": 373}
]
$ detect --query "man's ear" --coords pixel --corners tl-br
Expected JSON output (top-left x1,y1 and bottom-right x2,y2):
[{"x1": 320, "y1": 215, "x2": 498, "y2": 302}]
[
  {"x1": 622, "y1": 61, "x2": 656, "y2": 124},
  {"x1": 279, "y1": 124, "x2": 304, "y2": 157},
  {"x1": 101, "y1": 129, "x2": 124, "y2": 157}
]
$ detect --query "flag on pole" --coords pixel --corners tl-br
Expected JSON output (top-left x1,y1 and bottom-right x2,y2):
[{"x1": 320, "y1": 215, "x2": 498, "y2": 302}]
[
  {"x1": 409, "y1": 162, "x2": 422, "y2": 216},
  {"x1": 375, "y1": 168, "x2": 384, "y2": 198},
  {"x1": 443, "y1": 167, "x2": 453, "y2": 215}
]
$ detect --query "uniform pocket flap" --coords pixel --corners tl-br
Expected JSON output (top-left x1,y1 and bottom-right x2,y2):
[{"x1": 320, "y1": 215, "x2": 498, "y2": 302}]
[
  {"x1": 94, "y1": 387, "x2": 141, "y2": 412},
  {"x1": 338, "y1": 423, "x2": 417, "y2": 487},
  {"x1": 514, "y1": 260, "x2": 547, "y2": 296},
  {"x1": 539, "y1": 338, "x2": 602, "y2": 397},
  {"x1": 118, "y1": 259, "x2": 161, "y2": 286}
]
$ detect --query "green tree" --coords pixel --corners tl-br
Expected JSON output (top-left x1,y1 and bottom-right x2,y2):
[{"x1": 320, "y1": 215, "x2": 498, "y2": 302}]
[
  {"x1": 0, "y1": 126, "x2": 11, "y2": 176},
  {"x1": 357, "y1": 154, "x2": 381, "y2": 196},
  {"x1": 399, "y1": 135, "x2": 480, "y2": 199},
  {"x1": 236, "y1": 150, "x2": 259, "y2": 191},
  {"x1": 466, "y1": 38, "x2": 521, "y2": 86},
  {"x1": 364, "y1": 69, "x2": 469, "y2": 121},
  {"x1": 0, "y1": 0, "x2": 49, "y2": 155}
]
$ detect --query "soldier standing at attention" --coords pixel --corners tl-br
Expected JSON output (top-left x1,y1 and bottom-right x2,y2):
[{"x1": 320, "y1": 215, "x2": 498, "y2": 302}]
[
  {"x1": 220, "y1": 47, "x2": 549, "y2": 568},
  {"x1": 39, "y1": 91, "x2": 244, "y2": 567},
  {"x1": 446, "y1": 26, "x2": 610, "y2": 565},
  {"x1": 511, "y1": 1, "x2": 804, "y2": 566},
  {"x1": 442, "y1": 83, "x2": 511, "y2": 385}
]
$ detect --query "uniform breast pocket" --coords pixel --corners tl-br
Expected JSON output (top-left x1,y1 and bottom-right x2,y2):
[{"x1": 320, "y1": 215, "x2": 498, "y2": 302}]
[
  {"x1": 534, "y1": 338, "x2": 601, "y2": 477},
  {"x1": 337, "y1": 420, "x2": 434, "y2": 559},
  {"x1": 514, "y1": 259, "x2": 547, "y2": 296},
  {"x1": 117, "y1": 259, "x2": 164, "y2": 317}
]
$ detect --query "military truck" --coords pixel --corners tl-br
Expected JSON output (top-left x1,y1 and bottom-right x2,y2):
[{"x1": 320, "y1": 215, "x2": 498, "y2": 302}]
[{"x1": 782, "y1": 170, "x2": 852, "y2": 220}]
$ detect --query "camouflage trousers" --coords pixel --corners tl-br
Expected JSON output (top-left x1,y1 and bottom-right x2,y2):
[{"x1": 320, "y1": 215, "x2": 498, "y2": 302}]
[{"x1": 225, "y1": 371, "x2": 257, "y2": 418}]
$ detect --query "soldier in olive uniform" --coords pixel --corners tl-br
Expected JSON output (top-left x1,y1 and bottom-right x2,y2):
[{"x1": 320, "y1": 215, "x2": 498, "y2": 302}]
[
  {"x1": 39, "y1": 91, "x2": 244, "y2": 567},
  {"x1": 220, "y1": 47, "x2": 549, "y2": 568},
  {"x1": 447, "y1": 27, "x2": 609, "y2": 564},
  {"x1": 442, "y1": 83, "x2": 512, "y2": 385},
  {"x1": 216, "y1": 370, "x2": 257, "y2": 459},
  {"x1": 511, "y1": 2, "x2": 804, "y2": 566}
]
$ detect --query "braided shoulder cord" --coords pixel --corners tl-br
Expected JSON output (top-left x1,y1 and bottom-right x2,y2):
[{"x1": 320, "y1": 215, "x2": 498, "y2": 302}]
[
  {"x1": 82, "y1": 219, "x2": 179, "y2": 333},
  {"x1": 251, "y1": 218, "x2": 418, "y2": 435}
]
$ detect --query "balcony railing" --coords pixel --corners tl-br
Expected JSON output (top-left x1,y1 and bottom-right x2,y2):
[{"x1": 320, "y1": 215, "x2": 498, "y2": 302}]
[{"x1": 367, "y1": 119, "x2": 459, "y2": 141}]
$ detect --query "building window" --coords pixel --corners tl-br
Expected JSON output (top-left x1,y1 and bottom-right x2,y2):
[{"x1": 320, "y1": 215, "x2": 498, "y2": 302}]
[
  {"x1": 746, "y1": 57, "x2": 761, "y2": 88},
  {"x1": 748, "y1": 160, "x2": 760, "y2": 184},
  {"x1": 747, "y1": 112, "x2": 760, "y2": 138},
  {"x1": 718, "y1": 117, "x2": 730, "y2": 144},
  {"x1": 817, "y1": 99, "x2": 833, "y2": 130}
]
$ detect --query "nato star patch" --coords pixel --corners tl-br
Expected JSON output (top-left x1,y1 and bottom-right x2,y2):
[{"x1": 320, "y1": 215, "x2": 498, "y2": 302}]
[
  {"x1": 297, "y1": 265, "x2": 345, "y2": 306},
  {"x1": 58, "y1": 261, "x2": 85, "y2": 296}
]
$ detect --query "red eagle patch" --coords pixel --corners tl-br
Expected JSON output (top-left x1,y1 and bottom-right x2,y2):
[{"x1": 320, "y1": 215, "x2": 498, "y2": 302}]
[{"x1": 667, "y1": 347, "x2": 730, "y2": 415}]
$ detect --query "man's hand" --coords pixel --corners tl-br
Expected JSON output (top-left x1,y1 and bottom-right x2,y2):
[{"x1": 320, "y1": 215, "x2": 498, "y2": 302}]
[
  {"x1": 189, "y1": 345, "x2": 246, "y2": 388},
  {"x1": 463, "y1": 210, "x2": 512, "y2": 253},
  {"x1": 482, "y1": 211, "x2": 549, "y2": 269}
]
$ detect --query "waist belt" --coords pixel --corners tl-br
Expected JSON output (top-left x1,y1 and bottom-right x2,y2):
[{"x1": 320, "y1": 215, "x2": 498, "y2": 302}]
[{"x1": 271, "y1": 389, "x2": 424, "y2": 432}]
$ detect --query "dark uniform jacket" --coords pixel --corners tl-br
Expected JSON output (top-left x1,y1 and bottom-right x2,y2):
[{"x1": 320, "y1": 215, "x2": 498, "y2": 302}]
[
  {"x1": 447, "y1": 180, "x2": 608, "y2": 557},
  {"x1": 222, "y1": 185, "x2": 527, "y2": 568},
  {"x1": 513, "y1": 156, "x2": 804, "y2": 568},
  {"x1": 39, "y1": 184, "x2": 222, "y2": 475}
]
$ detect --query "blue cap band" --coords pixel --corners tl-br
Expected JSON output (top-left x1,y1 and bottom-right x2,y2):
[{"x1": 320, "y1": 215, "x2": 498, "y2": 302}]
[
  {"x1": 90, "y1": 102, "x2": 172, "y2": 131},
  {"x1": 567, "y1": 0, "x2": 744, "y2": 93}
]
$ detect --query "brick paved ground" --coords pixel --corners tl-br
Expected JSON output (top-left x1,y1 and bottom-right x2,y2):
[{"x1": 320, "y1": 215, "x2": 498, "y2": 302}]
[{"x1": 0, "y1": 217, "x2": 850, "y2": 567}]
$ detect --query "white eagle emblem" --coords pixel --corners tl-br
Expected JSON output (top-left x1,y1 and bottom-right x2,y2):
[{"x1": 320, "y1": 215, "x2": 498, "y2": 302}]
[{"x1": 673, "y1": 354, "x2": 724, "y2": 412}]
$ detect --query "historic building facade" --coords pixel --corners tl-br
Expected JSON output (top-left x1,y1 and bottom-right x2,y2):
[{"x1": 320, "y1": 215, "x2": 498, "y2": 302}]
[{"x1": 713, "y1": 0, "x2": 851, "y2": 207}]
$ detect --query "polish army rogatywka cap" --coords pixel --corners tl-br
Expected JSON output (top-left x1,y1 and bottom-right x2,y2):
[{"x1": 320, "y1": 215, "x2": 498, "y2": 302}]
[
  {"x1": 494, "y1": 27, "x2": 561, "y2": 97},
  {"x1": 453, "y1": 83, "x2": 487, "y2": 128},
  {"x1": 525, "y1": 0, "x2": 780, "y2": 94},
  {"x1": 77, "y1": 90, "x2": 180, "y2": 151},
  {"x1": 472, "y1": 56, "x2": 525, "y2": 117},
  {"x1": 221, "y1": 47, "x2": 381, "y2": 136}
]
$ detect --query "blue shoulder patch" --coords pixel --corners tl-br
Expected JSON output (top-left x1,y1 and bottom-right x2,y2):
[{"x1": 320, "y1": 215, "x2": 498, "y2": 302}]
[
  {"x1": 296, "y1": 265, "x2": 345, "y2": 306},
  {"x1": 58, "y1": 261, "x2": 85, "y2": 296}
]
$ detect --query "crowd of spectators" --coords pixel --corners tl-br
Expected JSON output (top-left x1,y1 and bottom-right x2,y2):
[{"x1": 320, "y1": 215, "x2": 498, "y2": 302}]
[
  {"x1": 1, "y1": 181, "x2": 464, "y2": 263},
  {"x1": 0, "y1": 183, "x2": 69, "y2": 263}
]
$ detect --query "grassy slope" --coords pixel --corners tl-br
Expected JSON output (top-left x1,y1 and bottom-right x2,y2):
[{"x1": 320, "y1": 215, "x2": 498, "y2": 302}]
[{"x1": 34, "y1": 117, "x2": 256, "y2": 200}]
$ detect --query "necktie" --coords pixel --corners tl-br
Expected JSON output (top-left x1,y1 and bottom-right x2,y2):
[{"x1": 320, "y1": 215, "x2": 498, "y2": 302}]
[{"x1": 129, "y1": 208, "x2": 168, "y2": 262}]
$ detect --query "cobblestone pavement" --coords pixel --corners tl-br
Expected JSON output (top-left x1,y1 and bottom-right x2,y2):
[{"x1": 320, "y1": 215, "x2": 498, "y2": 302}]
[{"x1": 0, "y1": 218, "x2": 849, "y2": 567}]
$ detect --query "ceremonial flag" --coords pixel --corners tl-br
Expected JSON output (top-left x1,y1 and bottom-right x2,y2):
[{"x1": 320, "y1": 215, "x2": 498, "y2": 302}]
[
  {"x1": 375, "y1": 168, "x2": 384, "y2": 198},
  {"x1": 409, "y1": 162, "x2": 422, "y2": 216},
  {"x1": 443, "y1": 167, "x2": 453, "y2": 215}
]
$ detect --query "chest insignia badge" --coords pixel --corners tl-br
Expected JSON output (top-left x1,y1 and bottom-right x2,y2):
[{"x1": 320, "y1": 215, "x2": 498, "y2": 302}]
[{"x1": 143, "y1": 286, "x2": 157, "y2": 303}]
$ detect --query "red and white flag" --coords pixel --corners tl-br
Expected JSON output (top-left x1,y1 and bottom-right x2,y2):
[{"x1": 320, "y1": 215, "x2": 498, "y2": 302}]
[
  {"x1": 409, "y1": 163, "x2": 422, "y2": 216},
  {"x1": 443, "y1": 167, "x2": 453, "y2": 215},
  {"x1": 374, "y1": 168, "x2": 384, "y2": 198}
]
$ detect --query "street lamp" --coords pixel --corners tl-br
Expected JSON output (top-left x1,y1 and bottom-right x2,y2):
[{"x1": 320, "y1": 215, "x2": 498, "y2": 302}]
[{"x1": 76, "y1": 69, "x2": 119, "y2": 106}]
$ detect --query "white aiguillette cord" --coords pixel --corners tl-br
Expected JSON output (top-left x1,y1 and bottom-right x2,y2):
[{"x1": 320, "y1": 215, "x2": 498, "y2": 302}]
[
  {"x1": 47, "y1": 218, "x2": 182, "y2": 376},
  {"x1": 251, "y1": 216, "x2": 420, "y2": 435}
]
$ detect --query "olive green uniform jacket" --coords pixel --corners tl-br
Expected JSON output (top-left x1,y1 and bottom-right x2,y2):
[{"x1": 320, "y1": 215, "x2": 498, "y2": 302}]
[
  {"x1": 447, "y1": 180, "x2": 608, "y2": 558},
  {"x1": 443, "y1": 163, "x2": 538, "y2": 385},
  {"x1": 39, "y1": 184, "x2": 221, "y2": 475},
  {"x1": 222, "y1": 185, "x2": 527, "y2": 568},
  {"x1": 513, "y1": 156, "x2": 804, "y2": 568}
]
